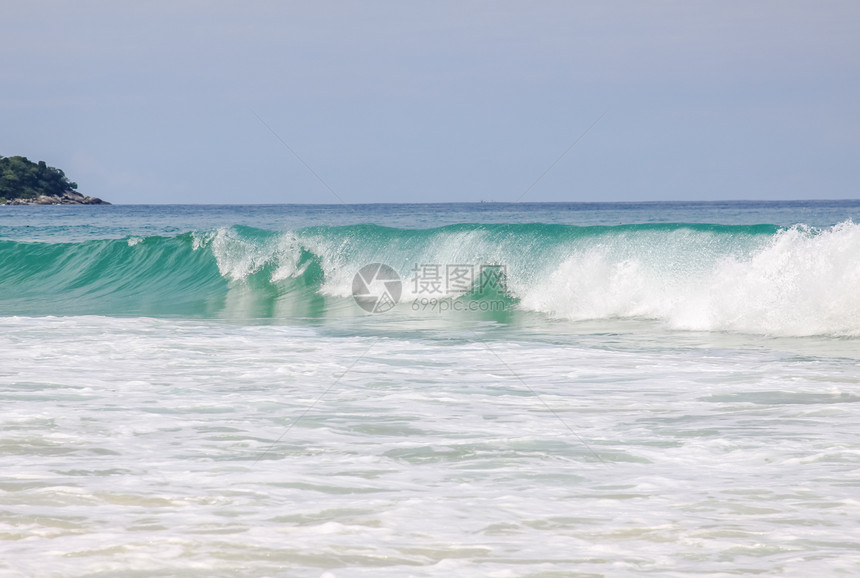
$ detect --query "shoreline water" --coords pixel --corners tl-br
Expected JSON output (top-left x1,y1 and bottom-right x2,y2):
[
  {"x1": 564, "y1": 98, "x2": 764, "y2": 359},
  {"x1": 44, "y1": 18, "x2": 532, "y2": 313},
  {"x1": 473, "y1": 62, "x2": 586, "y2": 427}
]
[{"x1": 2, "y1": 201, "x2": 859, "y2": 576}]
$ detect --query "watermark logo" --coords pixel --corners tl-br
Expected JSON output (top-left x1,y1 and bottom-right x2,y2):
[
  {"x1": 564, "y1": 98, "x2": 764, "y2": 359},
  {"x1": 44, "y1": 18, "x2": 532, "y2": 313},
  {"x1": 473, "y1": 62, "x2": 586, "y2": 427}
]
[
  {"x1": 410, "y1": 264, "x2": 507, "y2": 295},
  {"x1": 353, "y1": 262, "x2": 509, "y2": 314},
  {"x1": 352, "y1": 263, "x2": 402, "y2": 313}
]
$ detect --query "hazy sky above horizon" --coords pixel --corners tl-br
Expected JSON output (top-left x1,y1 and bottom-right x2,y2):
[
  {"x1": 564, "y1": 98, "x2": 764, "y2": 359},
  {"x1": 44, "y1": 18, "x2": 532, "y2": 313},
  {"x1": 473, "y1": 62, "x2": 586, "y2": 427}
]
[{"x1": 2, "y1": 1, "x2": 859, "y2": 204}]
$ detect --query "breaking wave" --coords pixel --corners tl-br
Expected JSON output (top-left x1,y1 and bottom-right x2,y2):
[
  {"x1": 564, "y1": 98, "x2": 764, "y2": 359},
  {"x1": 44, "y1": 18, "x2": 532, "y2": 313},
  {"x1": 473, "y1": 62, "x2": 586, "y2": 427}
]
[{"x1": 1, "y1": 221, "x2": 858, "y2": 336}]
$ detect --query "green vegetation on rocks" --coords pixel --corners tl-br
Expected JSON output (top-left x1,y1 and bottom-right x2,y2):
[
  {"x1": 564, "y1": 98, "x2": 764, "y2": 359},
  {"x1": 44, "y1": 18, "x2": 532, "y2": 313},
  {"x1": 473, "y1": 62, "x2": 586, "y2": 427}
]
[{"x1": 0, "y1": 155, "x2": 108, "y2": 205}]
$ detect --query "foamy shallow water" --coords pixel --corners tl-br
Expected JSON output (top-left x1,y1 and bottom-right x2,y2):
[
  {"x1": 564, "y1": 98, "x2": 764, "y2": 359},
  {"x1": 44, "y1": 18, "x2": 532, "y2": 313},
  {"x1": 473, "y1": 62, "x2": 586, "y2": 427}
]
[{"x1": 2, "y1": 316, "x2": 859, "y2": 576}]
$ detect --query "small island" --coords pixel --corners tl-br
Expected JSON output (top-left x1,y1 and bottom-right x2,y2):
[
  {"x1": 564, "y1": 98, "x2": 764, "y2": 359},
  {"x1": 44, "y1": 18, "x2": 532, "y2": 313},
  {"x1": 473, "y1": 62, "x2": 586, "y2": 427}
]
[{"x1": 0, "y1": 155, "x2": 109, "y2": 205}]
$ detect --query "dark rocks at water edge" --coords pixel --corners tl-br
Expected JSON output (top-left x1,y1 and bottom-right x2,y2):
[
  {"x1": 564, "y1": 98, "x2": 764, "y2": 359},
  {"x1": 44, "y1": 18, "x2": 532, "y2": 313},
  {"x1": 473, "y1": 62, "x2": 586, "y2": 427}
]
[
  {"x1": 5, "y1": 190, "x2": 110, "y2": 205},
  {"x1": 0, "y1": 155, "x2": 110, "y2": 205}
]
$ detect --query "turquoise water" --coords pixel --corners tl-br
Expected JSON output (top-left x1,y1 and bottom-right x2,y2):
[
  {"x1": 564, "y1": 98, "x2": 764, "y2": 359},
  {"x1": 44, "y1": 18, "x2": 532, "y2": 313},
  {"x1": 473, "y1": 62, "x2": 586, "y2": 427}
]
[
  {"x1": 1, "y1": 201, "x2": 859, "y2": 576},
  {"x1": 2, "y1": 200, "x2": 858, "y2": 242}
]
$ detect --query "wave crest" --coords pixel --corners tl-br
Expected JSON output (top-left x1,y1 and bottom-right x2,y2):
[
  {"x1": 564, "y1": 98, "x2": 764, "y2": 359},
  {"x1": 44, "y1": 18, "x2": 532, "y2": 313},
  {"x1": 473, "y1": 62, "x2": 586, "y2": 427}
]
[
  {"x1": 2, "y1": 221, "x2": 858, "y2": 336},
  {"x1": 519, "y1": 222, "x2": 860, "y2": 336}
]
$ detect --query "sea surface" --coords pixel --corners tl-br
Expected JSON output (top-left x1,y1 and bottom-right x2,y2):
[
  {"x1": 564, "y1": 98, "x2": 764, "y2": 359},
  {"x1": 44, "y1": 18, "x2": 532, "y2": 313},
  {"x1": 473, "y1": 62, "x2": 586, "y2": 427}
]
[{"x1": 1, "y1": 201, "x2": 859, "y2": 577}]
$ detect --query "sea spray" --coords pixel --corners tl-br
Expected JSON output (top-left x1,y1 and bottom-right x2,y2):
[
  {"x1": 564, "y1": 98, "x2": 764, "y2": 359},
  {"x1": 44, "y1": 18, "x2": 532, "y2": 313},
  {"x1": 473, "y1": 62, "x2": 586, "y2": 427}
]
[{"x1": 2, "y1": 222, "x2": 858, "y2": 336}]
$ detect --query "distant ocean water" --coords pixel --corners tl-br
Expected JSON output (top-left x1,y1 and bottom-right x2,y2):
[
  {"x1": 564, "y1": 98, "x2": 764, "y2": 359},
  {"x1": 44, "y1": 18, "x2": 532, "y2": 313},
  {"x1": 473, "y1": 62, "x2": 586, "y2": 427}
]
[{"x1": 1, "y1": 201, "x2": 859, "y2": 576}]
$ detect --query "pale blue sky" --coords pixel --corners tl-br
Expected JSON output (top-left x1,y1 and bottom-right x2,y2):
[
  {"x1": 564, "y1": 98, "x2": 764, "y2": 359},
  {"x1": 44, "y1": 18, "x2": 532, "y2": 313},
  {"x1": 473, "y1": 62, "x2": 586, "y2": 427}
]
[{"x1": 2, "y1": 1, "x2": 858, "y2": 204}]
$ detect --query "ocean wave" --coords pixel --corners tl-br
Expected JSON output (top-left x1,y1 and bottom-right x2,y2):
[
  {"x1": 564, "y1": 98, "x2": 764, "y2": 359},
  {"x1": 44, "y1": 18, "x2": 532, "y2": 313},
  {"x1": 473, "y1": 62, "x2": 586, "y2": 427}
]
[
  {"x1": 1, "y1": 221, "x2": 857, "y2": 336},
  {"x1": 520, "y1": 221, "x2": 860, "y2": 336}
]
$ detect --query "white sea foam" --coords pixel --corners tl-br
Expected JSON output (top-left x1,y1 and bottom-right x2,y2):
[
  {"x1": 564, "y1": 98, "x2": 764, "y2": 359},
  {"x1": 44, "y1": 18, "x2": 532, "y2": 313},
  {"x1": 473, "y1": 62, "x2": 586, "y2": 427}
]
[
  {"x1": 519, "y1": 221, "x2": 860, "y2": 336},
  {"x1": 1, "y1": 316, "x2": 859, "y2": 576},
  {"x1": 192, "y1": 222, "x2": 860, "y2": 337},
  {"x1": 195, "y1": 228, "x2": 308, "y2": 283},
  {"x1": 204, "y1": 227, "x2": 276, "y2": 281}
]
